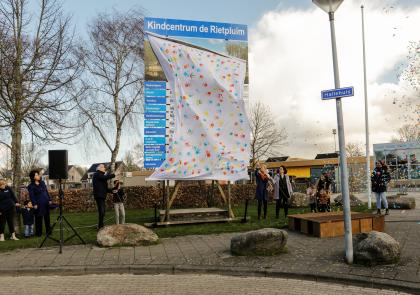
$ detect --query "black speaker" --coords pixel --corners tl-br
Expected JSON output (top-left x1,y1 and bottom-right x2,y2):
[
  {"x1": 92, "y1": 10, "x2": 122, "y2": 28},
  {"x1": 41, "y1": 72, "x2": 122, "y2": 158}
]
[{"x1": 48, "y1": 150, "x2": 68, "y2": 179}]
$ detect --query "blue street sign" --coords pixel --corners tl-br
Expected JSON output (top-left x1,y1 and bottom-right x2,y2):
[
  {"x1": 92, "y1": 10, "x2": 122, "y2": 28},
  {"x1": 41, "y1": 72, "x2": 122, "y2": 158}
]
[
  {"x1": 144, "y1": 128, "x2": 166, "y2": 136},
  {"x1": 321, "y1": 86, "x2": 354, "y2": 100},
  {"x1": 145, "y1": 113, "x2": 166, "y2": 120},
  {"x1": 144, "y1": 145, "x2": 166, "y2": 153},
  {"x1": 145, "y1": 137, "x2": 166, "y2": 145},
  {"x1": 145, "y1": 97, "x2": 167, "y2": 104},
  {"x1": 145, "y1": 104, "x2": 166, "y2": 113},
  {"x1": 145, "y1": 119, "x2": 166, "y2": 128},
  {"x1": 145, "y1": 89, "x2": 166, "y2": 97}
]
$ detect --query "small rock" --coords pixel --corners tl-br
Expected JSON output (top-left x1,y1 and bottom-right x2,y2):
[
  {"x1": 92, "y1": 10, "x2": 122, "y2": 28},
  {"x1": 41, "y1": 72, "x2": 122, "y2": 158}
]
[
  {"x1": 387, "y1": 195, "x2": 416, "y2": 209},
  {"x1": 334, "y1": 194, "x2": 363, "y2": 207},
  {"x1": 231, "y1": 228, "x2": 288, "y2": 256},
  {"x1": 289, "y1": 192, "x2": 309, "y2": 208},
  {"x1": 354, "y1": 231, "x2": 401, "y2": 266},
  {"x1": 97, "y1": 223, "x2": 159, "y2": 247}
]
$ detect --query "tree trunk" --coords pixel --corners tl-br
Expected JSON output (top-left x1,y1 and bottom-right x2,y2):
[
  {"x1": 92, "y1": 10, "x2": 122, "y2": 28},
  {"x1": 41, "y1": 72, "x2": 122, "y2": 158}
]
[
  {"x1": 11, "y1": 120, "x2": 22, "y2": 194},
  {"x1": 109, "y1": 127, "x2": 122, "y2": 173}
]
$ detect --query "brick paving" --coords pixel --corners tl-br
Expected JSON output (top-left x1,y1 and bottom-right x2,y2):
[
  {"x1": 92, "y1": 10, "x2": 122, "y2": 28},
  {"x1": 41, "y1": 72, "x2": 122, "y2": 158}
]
[
  {"x1": 0, "y1": 209, "x2": 419, "y2": 293},
  {"x1": 0, "y1": 274, "x2": 412, "y2": 295}
]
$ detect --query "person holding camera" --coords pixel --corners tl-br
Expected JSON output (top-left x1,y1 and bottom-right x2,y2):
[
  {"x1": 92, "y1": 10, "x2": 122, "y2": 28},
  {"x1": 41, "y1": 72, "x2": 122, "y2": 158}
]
[
  {"x1": 92, "y1": 164, "x2": 115, "y2": 229},
  {"x1": 112, "y1": 180, "x2": 126, "y2": 225},
  {"x1": 27, "y1": 170, "x2": 52, "y2": 237}
]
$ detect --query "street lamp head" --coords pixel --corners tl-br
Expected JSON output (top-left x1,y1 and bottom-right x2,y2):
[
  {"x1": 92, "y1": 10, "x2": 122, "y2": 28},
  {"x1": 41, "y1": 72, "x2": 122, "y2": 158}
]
[{"x1": 312, "y1": 0, "x2": 344, "y2": 13}]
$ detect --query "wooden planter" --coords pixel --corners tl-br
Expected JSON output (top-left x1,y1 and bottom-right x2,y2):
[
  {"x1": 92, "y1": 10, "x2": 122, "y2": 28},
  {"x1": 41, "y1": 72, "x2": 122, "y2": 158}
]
[{"x1": 288, "y1": 212, "x2": 384, "y2": 238}]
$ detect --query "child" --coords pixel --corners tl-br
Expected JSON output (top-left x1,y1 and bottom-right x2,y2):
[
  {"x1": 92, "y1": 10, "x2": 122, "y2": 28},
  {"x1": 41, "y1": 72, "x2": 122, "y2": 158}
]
[
  {"x1": 307, "y1": 183, "x2": 317, "y2": 213},
  {"x1": 21, "y1": 200, "x2": 35, "y2": 238},
  {"x1": 112, "y1": 180, "x2": 126, "y2": 225}
]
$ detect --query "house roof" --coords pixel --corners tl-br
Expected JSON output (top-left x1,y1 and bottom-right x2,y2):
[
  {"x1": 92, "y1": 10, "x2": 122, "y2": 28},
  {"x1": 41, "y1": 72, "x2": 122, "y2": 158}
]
[
  {"x1": 81, "y1": 161, "x2": 124, "y2": 181},
  {"x1": 266, "y1": 156, "x2": 289, "y2": 162},
  {"x1": 314, "y1": 152, "x2": 339, "y2": 159}
]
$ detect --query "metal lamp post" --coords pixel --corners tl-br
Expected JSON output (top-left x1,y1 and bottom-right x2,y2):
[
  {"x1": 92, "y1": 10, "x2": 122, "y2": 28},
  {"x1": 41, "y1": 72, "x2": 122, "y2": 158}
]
[
  {"x1": 313, "y1": 0, "x2": 353, "y2": 264},
  {"x1": 361, "y1": 5, "x2": 371, "y2": 209}
]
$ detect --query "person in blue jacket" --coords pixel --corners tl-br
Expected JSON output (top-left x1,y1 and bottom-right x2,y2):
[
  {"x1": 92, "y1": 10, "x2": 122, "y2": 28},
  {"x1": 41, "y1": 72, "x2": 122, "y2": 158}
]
[
  {"x1": 27, "y1": 170, "x2": 52, "y2": 237},
  {"x1": 92, "y1": 164, "x2": 115, "y2": 230},
  {"x1": 0, "y1": 178, "x2": 20, "y2": 241}
]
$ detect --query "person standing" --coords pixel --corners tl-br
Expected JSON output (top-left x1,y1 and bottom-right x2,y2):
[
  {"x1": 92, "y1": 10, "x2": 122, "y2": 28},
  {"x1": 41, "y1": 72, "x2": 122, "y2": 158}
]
[
  {"x1": 371, "y1": 161, "x2": 391, "y2": 215},
  {"x1": 307, "y1": 182, "x2": 317, "y2": 213},
  {"x1": 316, "y1": 173, "x2": 331, "y2": 213},
  {"x1": 0, "y1": 178, "x2": 20, "y2": 241},
  {"x1": 255, "y1": 163, "x2": 269, "y2": 220},
  {"x1": 112, "y1": 180, "x2": 126, "y2": 225},
  {"x1": 21, "y1": 200, "x2": 35, "y2": 238},
  {"x1": 92, "y1": 164, "x2": 115, "y2": 229},
  {"x1": 274, "y1": 166, "x2": 293, "y2": 218},
  {"x1": 27, "y1": 170, "x2": 51, "y2": 237}
]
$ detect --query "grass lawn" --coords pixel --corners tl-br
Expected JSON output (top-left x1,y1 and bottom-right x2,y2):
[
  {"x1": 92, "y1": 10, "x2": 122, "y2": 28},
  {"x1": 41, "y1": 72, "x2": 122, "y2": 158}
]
[{"x1": 0, "y1": 202, "x2": 371, "y2": 252}]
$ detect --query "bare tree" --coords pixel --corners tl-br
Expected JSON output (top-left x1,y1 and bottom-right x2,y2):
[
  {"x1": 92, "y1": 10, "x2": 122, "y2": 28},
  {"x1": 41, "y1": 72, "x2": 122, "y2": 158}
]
[
  {"x1": 0, "y1": 0, "x2": 80, "y2": 191},
  {"x1": 21, "y1": 143, "x2": 45, "y2": 178},
  {"x1": 75, "y1": 9, "x2": 144, "y2": 172},
  {"x1": 391, "y1": 123, "x2": 420, "y2": 142},
  {"x1": 346, "y1": 142, "x2": 364, "y2": 157},
  {"x1": 249, "y1": 101, "x2": 287, "y2": 167}
]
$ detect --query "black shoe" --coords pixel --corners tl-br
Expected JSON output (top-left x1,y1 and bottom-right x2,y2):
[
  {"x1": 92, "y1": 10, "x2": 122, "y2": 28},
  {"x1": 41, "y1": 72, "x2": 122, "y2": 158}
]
[
  {"x1": 385, "y1": 209, "x2": 389, "y2": 215},
  {"x1": 376, "y1": 209, "x2": 381, "y2": 215}
]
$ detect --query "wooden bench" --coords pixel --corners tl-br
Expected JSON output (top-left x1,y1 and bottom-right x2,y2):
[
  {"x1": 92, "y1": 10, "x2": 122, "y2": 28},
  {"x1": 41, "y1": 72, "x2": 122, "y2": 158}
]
[{"x1": 288, "y1": 212, "x2": 384, "y2": 238}]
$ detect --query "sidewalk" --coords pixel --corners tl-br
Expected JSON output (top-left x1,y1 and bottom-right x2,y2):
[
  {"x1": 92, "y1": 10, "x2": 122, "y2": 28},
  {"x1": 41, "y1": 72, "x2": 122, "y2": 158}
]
[{"x1": 0, "y1": 212, "x2": 419, "y2": 294}]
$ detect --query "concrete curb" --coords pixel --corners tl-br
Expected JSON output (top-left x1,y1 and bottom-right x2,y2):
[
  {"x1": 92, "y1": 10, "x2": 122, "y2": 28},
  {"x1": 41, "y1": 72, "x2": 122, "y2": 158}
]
[{"x1": 0, "y1": 264, "x2": 418, "y2": 294}]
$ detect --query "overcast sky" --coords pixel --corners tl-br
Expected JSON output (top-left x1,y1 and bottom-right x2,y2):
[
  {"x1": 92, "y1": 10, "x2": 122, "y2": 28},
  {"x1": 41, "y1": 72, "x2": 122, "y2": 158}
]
[{"x1": 1, "y1": 0, "x2": 419, "y2": 167}]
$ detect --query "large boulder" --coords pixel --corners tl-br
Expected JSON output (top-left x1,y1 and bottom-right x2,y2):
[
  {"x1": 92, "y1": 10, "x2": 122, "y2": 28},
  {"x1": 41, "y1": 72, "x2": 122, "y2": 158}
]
[
  {"x1": 289, "y1": 192, "x2": 309, "y2": 208},
  {"x1": 387, "y1": 195, "x2": 416, "y2": 209},
  {"x1": 231, "y1": 228, "x2": 288, "y2": 256},
  {"x1": 354, "y1": 231, "x2": 401, "y2": 266},
  {"x1": 97, "y1": 223, "x2": 159, "y2": 247},
  {"x1": 334, "y1": 194, "x2": 363, "y2": 207}
]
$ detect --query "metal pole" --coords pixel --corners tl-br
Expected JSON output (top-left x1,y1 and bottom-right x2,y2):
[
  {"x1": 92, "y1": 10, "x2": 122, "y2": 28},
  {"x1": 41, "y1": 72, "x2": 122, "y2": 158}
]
[
  {"x1": 361, "y1": 5, "x2": 371, "y2": 209},
  {"x1": 329, "y1": 11, "x2": 353, "y2": 264}
]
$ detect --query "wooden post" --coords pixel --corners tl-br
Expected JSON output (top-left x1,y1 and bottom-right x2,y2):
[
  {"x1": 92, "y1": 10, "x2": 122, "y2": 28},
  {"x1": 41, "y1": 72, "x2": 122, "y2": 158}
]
[
  {"x1": 165, "y1": 180, "x2": 170, "y2": 222},
  {"x1": 227, "y1": 181, "x2": 233, "y2": 219}
]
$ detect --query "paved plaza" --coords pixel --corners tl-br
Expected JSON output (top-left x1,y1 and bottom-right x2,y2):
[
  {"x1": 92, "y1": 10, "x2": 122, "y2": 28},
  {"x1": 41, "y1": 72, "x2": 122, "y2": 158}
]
[{"x1": 0, "y1": 274, "x2": 413, "y2": 295}]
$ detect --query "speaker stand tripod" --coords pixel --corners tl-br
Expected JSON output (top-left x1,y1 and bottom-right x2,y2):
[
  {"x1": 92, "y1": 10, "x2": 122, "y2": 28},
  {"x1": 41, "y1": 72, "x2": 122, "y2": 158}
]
[{"x1": 39, "y1": 179, "x2": 85, "y2": 253}]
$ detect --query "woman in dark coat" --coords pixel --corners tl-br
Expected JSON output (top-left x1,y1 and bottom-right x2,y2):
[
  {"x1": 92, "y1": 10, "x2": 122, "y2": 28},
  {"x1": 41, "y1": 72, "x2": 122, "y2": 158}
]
[
  {"x1": 371, "y1": 161, "x2": 391, "y2": 215},
  {"x1": 27, "y1": 170, "x2": 52, "y2": 236},
  {"x1": 255, "y1": 163, "x2": 269, "y2": 220},
  {"x1": 0, "y1": 178, "x2": 20, "y2": 241}
]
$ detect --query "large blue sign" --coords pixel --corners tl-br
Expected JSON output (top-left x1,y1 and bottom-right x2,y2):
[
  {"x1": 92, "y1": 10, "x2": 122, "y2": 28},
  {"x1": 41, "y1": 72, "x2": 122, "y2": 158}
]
[
  {"x1": 321, "y1": 86, "x2": 354, "y2": 100},
  {"x1": 145, "y1": 17, "x2": 248, "y2": 41}
]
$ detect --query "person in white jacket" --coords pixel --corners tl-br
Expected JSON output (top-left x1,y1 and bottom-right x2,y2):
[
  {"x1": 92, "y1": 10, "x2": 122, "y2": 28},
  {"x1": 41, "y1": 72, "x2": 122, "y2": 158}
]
[{"x1": 273, "y1": 166, "x2": 293, "y2": 218}]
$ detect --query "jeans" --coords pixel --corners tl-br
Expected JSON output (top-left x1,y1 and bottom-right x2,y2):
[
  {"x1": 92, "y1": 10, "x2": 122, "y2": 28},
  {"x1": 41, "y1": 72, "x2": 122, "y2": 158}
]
[
  {"x1": 0, "y1": 208, "x2": 15, "y2": 234},
  {"x1": 24, "y1": 224, "x2": 34, "y2": 237},
  {"x1": 309, "y1": 203, "x2": 317, "y2": 212},
  {"x1": 114, "y1": 203, "x2": 125, "y2": 224},
  {"x1": 374, "y1": 192, "x2": 388, "y2": 209},
  {"x1": 95, "y1": 198, "x2": 106, "y2": 229}
]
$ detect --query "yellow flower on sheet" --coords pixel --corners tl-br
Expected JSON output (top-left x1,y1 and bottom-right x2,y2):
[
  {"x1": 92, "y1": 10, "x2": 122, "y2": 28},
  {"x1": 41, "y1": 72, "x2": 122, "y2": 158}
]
[
  {"x1": 204, "y1": 111, "x2": 209, "y2": 117},
  {"x1": 217, "y1": 120, "x2": 224, "y2": 127}
]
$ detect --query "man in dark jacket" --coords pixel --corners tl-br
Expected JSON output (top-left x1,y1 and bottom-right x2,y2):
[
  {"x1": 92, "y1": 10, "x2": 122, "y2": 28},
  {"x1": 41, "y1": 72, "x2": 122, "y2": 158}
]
[
  {"x1": 371, "y1": 161, "x2": 391, "y2": 215},
  {"x1": 92, "y1": 164, "x2": 115, "y2": 229}
]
